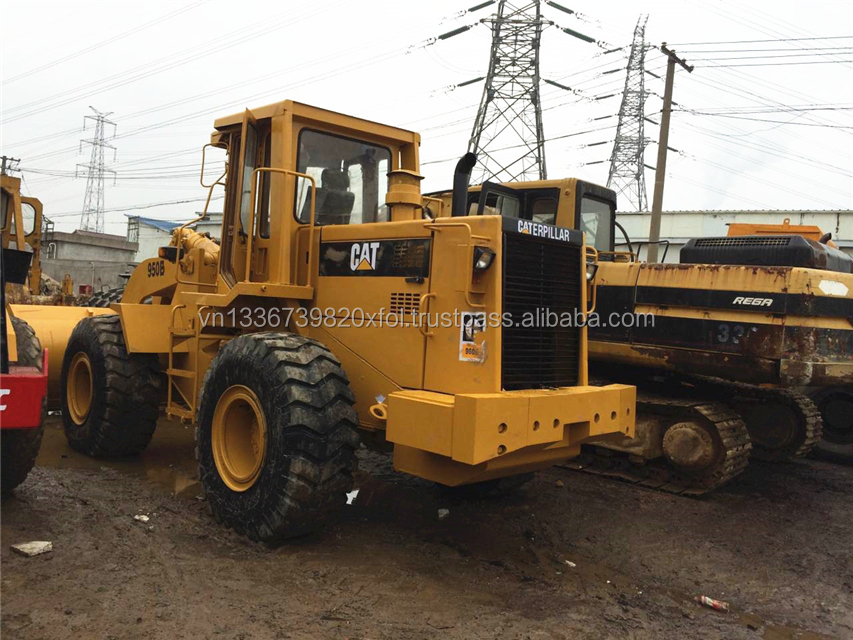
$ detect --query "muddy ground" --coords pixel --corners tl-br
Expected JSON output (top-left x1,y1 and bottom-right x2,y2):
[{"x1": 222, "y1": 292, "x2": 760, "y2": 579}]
[{"x1": 2, "y1": 416, "x2": 852, "y2": 640}]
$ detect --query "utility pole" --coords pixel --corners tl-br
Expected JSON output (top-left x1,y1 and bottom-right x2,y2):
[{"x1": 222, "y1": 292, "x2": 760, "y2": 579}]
[
  {"x1": 469, "y1": 0, "x2": 548, "y2": 183},
  {"x1": 76, "y1": 107, "x2": 117, "y2": 233},
  {"x1": 0, "y1": 156, "x2": 20, "y2": 176},
  {"x1": 646, "y1": 43, "x2": 692, "y2": 263}
]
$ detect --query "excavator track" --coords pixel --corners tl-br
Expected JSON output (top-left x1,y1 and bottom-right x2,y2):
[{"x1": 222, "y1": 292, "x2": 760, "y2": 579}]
[
  {"x1": 565, "y1": 390, "x2": 752, "y2": 496},
  {"x1": 687, "y1": 377, "x2": 823, "y2": 462}
]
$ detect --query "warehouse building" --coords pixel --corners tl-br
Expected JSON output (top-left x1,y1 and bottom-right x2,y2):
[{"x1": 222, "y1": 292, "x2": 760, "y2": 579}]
[{"x1": 41, "y1": 228, "x2": 137, "y2": 292}]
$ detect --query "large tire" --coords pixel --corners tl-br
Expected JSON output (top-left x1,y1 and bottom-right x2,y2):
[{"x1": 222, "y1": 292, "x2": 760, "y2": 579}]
[
  {"x1": 60, "y1": 315, "x2": 162, "y2": 457},
  {"x1": 196, "y1": 333, "x2": 360, "y2": 542},
  {"x1": 2, "y1": 317, "x2": 45, "y2": 495},
  {"x1": 10, "y1": 316, "x2": 41, "y2": 367},
  {"x1": 77, "y1": 286, "x2": 124, "y2": 308}
]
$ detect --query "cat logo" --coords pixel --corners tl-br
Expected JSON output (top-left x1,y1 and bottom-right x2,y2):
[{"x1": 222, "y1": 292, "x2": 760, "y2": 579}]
[{"x1": 350, "y1": 242, "x2": 380, "y2": 271}]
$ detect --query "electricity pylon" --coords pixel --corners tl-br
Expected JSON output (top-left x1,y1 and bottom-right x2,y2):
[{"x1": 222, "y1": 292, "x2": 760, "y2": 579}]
[
  {"x1": 606, "y1": 16, "x2": 650, "y2": 212},
  {"x1": 77, "y1": 107, "x2": 116, "y2": 233},
  {"x1": 468, "y1": 1, "x2": 548, "y2": 183}
]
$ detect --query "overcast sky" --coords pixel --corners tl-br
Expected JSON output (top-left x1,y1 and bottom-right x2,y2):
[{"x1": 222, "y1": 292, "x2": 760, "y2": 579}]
[{"x1": 1, "y1": 0, "x2": 851, "y2": 235}]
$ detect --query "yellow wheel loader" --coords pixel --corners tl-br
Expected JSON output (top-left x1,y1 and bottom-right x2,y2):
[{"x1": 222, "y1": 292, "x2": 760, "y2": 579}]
[
  {"x1": 57, "y1": 100, "x2": 635, "y2": 541},
  {"x1": 430, "y1": 177, "x2": 851, "y2": 493},
  {"x1": 1, "y1": 178, "x2": 48, "y2": 495},
  {"x1": 1, "y1": 174, "x2": 112, "y2": 406}
]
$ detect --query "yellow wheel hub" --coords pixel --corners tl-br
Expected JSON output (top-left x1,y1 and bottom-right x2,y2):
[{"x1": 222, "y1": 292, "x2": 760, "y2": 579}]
[
  {"x1": 67, "y1": 352, "x2": 93, "y2": 426},
  {"x1": 212, "y1": 385, "x2": 267, "y2": 492}
]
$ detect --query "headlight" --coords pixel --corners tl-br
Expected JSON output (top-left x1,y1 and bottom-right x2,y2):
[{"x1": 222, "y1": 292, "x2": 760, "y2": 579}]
[
  {"x1": 473, "y1": 246, "x2": 496, "y2": 271},
  {"x1": 586, "y1": 261, "x2": 598, "y2": 281}
]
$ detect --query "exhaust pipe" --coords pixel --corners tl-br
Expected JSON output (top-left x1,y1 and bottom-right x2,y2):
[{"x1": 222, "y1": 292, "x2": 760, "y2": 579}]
[{"x1": 451, "y1": 152, "x2": 477, "y2": 218}]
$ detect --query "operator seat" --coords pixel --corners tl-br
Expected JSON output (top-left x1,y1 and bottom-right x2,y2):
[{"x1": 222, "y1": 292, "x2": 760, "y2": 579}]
[{"x1": 308, "y1": 169, "x2": 355, "y2": 226}]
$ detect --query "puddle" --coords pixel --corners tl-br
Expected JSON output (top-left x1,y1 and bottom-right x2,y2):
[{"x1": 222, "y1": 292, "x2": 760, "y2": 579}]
[
  {"x1": 735, "y1": 613, "x2": 830, "y2": 639},
  {"x1": 37, "y1": 413, "x2": 201, "y2": 497}
]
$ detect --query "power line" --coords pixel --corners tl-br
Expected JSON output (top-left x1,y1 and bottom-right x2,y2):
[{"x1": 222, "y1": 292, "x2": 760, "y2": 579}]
[
  {"x1": 679, "y1": 46, "x2": 853, "y2": 53},
  {"x1": 695, "y1": 51, "x2": 853, "y2": 60},
  {"x1": 2, "y1": 3, "x2": 337, "y2": 122},
  {"x1": 47, "y1": 195, "x2": 225, "y2": 218},
  {"x1": 702, "y1": 60, "x2": 853, "y2": 67},
  {"x1": 668, "y1": 36, "x2": 853, "y2": 46},
  {"x1": 678, "y1": 111, "x2": 853, "y2": 128},
  {"x1": 1, "y1": 2, "x2": 204, "y2": 85}
]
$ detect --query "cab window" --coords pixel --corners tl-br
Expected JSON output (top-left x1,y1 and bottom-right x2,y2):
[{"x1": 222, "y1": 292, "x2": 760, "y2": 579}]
[
  {"x1": 468, "y1": 192, "x2": 521, "y2": 218},
  {"x1": 295, "y1": 130, "x2": 391, "y2": 225},
  {"x1": 21, "y1": 202, "x2": 36, "y2": 235},
  {"x1": 1, "y1": 189, "x2": 8, "y2": 228},
  {"x1": 530, "y1": 197, "x2": 557, "y2": 224},
  {"x1": 258, "y1": 132, "x2": 272, "y2": 238},
  {"x1": 580, "y1": 196, "x2": 613, "y2": 252},
  {"x1": 238, "y1": 121, "x2": 259, "y2": 235}
]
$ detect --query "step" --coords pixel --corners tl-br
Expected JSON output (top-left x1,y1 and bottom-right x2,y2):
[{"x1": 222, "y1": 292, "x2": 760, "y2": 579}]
[
  {"x1": 167, "y1": 405, "x2": 194, "y2": 420},
  {"x1": 167, "y1": 368, "x2": 195, "y2": 379}
]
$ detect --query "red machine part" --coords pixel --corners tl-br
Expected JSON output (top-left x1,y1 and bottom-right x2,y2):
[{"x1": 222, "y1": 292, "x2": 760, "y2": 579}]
[{"x1": 1, "y1": 350, "x2": 48, "y2": 429}]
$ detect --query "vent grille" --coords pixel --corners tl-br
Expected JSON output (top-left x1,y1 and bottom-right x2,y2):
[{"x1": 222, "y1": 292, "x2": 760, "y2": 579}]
[
  {"x1": 502, "y1": 233, "x2": 582, "y2": 390},
  {"x1": 392, "y1": 242, "x2": 427, "y2": 269},
  {"x1": 694, "y1": 236, "x2": 791, "y2": 248},
  {"x1": 389, "y1": 292, "x2": 419, "y2": 315}
]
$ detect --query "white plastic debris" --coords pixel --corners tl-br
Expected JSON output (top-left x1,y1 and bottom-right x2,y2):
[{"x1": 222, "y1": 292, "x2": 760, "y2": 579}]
[
  {"x1": 11, "y1": 541, "x2": 53, "y2": 557},
  {"x1": 346, "y1": 490, "x2": 359, "y2": 505},
  {"x1": 438, "y1": 508, "x2": 450, "y2": 520},
  {"x1": 133, "y1": 514, "x2": 150, "y2": 523},
  {"x1": 565, "y1": 560, "x2": 577, "y2": 568}
]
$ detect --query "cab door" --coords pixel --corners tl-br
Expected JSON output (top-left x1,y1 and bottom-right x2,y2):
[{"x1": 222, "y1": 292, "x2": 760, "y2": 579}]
[{"x1": 220, "y1": 110, "x2": 259, "y2": 286}]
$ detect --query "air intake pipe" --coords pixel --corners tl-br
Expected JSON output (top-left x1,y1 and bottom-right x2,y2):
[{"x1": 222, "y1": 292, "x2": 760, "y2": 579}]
[
  {"x1": 451, "y1": 152, "x2": 477, "y2": 218},
  {"x1": 173, "y1": 228, "x2": 220, "y2": 267}
]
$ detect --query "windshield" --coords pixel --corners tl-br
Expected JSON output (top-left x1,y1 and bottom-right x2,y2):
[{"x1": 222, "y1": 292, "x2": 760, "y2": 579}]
[
  {"x1": 579, "y1": 196, "x2": 613, "y2": 252},
  {"x1": 295, "y1": 129, "x2": 391, "y2": 225}
]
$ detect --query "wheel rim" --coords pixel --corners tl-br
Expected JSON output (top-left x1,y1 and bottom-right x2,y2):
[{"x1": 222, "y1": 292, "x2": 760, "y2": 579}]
[
  {"x1": 745, "y1": 403, "x2": 799, "y2": 451},
  {"x1": 67, "y1": 352, "x2": 93, "y2": 425},
  {"x1": 211, "y1": 385, "x2": 267, "y2": 492}
]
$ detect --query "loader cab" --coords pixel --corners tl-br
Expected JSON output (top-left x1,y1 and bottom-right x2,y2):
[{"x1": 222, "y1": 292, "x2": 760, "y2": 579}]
[
  {"x1": 1, "y1": 174, "x2": 43, "y2": 295},
  {"x1": 453, "y1": 178, "x2": 617, "y2": 256},
  {"x1": 210, "y1": 101, "x2": 421, "y2": 289}
]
